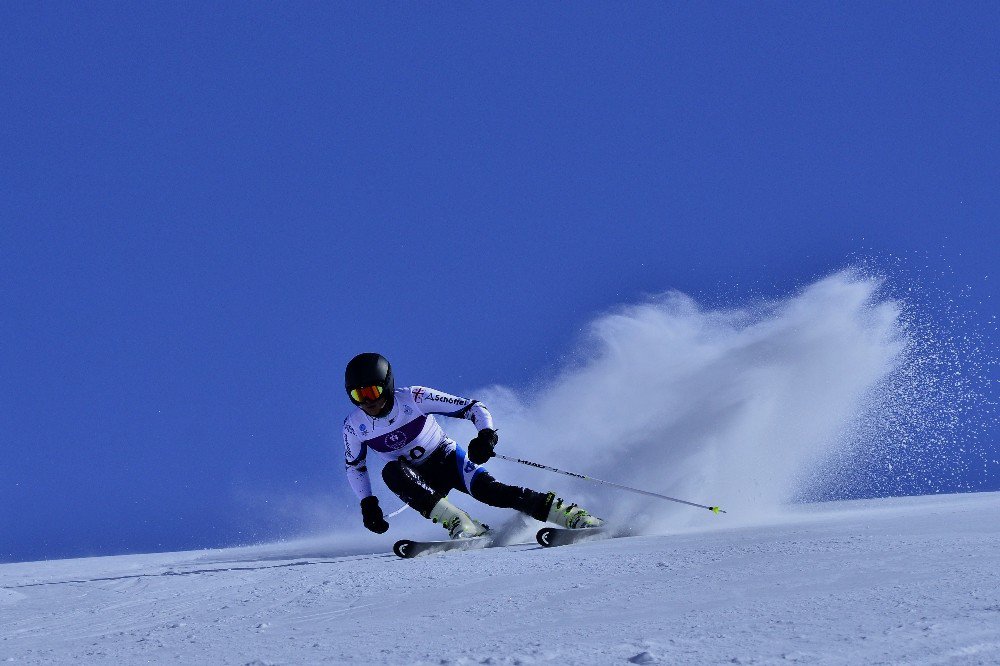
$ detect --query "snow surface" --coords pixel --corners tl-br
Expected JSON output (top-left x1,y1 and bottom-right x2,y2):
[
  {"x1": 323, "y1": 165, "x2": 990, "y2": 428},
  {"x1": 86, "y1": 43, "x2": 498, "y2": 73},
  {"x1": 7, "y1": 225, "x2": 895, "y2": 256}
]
[
  {"x1": 3, "y1": 491, "x2": 999, "y2": 665},
  {"x1": 3, "y1": 272, "x2": 993, "y2": 663}
]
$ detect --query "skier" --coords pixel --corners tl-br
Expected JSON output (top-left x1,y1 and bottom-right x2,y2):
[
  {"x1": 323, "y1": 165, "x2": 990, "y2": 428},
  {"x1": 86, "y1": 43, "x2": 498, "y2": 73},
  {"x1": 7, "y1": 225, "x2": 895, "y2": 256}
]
[{"x1": 342, "y1": 352, "x2": 604, "y2": 538}]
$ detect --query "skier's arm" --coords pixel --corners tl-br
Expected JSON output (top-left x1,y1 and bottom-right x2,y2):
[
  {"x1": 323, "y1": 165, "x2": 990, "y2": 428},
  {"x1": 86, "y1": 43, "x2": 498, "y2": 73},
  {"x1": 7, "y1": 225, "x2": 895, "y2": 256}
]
[
  {"x1": 343, "y1": 421, "x2": 372, "y2": 499},
  {"x1": 409, "y1": 386, "x2": 495, "y2": 430},
  {"x1": 344, "y1": 421, "x2": 388, "y2": 533},
  {"x1": 410, "y1": 386, "x2": 498, "y2": 464}
]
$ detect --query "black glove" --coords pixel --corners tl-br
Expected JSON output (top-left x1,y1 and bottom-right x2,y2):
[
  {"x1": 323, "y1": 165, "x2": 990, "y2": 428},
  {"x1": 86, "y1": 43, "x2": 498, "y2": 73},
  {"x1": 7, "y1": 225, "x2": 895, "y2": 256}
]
[
  {"x1": 360, "y1": 496, "x2": 389, "y2": 534},
  {"x1": 468, "y1": 428, "x2": 498, "y2": 465}
]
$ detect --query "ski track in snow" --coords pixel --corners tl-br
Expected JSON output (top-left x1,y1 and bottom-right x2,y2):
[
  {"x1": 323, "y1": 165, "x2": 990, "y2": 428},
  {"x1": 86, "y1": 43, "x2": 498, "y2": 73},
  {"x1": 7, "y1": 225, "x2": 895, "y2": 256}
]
[{"x1": 2, "y1": 492, "x2": 999, "y2": 665}]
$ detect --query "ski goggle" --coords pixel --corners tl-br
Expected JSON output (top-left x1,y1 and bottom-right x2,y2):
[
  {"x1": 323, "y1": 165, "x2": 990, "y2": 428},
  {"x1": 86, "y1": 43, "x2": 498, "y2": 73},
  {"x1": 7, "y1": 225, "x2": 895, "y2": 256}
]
[{"x1": 350, "y1": 384, "x2": 384, "y2": 404}]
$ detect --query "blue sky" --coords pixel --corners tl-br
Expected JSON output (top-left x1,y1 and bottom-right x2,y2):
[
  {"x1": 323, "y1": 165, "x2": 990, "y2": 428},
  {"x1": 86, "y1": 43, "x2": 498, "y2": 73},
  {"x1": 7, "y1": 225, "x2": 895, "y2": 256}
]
[{"x1": 2, "y1": 3, "x2": 997, "y2": 562}]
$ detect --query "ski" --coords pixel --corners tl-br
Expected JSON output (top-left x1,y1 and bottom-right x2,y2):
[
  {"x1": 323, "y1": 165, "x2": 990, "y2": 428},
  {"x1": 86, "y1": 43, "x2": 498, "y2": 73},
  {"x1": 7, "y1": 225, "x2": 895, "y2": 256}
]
[
  {"x1": 395, "y1": 527, "x2": 620, "y2": 556},
  {"x1": 535, "y1": 526, "x2": 616, "y2": 548},
  {"x1": 393, "y1": 513, "x2": 543, "y2": 559},
  {"x1": 392, "y1": 535, "x2": 495, "y2": 558}
]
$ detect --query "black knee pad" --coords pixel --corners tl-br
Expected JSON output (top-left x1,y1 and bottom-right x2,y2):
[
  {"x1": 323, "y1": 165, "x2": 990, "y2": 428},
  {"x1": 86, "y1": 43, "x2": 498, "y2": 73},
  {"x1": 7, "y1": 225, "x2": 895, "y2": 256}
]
[{"x1": 382, "y1": 460, "x2": 441, "y2": 517}]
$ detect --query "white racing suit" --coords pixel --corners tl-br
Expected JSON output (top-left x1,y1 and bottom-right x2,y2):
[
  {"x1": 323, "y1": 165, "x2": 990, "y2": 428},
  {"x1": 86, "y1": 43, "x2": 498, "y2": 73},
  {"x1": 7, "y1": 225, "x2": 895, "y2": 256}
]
[{"x1": 343, "y1": 386, "x2": 551, "y2": 520}]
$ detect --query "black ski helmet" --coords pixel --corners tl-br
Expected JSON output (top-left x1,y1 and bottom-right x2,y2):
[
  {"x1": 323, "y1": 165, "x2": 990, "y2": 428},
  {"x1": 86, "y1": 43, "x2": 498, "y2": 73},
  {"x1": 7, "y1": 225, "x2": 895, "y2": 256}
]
[{"x1": 345, "y1": 353, "x2": 394, "y2": 406}]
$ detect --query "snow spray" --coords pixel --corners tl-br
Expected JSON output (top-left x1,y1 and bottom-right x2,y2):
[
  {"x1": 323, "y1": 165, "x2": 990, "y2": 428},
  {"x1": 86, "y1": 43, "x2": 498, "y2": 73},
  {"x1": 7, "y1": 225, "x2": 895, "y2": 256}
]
[{"x1": 462, "y1": 270, "x2": 992, "y2": 533}]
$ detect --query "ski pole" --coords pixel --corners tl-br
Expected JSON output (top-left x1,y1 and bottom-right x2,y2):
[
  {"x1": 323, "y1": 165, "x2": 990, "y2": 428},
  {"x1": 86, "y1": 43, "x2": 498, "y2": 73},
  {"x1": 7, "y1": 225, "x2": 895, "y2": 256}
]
[{"x1": 496, "y1": 454, "x2": 726, "y2": 514}]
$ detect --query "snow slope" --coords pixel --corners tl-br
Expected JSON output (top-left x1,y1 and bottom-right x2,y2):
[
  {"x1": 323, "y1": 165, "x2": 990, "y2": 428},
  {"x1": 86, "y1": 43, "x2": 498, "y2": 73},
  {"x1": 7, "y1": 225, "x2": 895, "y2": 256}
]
[{"x1": 3, "y1": 491, "x2": 999, "y2": 665}]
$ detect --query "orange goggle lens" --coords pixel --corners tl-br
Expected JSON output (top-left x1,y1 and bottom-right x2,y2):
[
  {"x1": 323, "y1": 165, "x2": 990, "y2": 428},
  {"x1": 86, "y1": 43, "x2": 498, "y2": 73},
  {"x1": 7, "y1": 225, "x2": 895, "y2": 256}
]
[{"x1": 350, "y1": 385, "x2": 384, "y2": 403}]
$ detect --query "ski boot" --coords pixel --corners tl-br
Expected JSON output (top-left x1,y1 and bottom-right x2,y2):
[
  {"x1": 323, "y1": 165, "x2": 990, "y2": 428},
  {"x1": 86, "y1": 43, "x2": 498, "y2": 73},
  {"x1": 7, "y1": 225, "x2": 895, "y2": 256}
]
[
  {"x1": 545, "y1": 493, "x2": 605, "y2": 529},
  {"x1": 429, "y1": 497, "x2": 489, "y2": 539}
]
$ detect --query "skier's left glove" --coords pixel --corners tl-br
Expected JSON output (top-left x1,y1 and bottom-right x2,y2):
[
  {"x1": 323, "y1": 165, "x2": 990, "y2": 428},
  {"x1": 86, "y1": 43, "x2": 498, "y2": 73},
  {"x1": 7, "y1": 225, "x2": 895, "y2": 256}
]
[{"x1": 468, "y1": 428, "x2": 498, "y2": 465}]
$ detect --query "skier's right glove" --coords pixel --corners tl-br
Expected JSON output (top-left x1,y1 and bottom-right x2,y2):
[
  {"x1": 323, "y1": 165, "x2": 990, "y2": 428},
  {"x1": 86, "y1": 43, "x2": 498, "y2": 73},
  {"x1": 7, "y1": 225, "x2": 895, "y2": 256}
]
[
  {"x1": 360, "y1": 496, "x2": 389, "y2": 534},
  {"x1": 468, "y1": 428, "x2": 498, "y2": 465}
]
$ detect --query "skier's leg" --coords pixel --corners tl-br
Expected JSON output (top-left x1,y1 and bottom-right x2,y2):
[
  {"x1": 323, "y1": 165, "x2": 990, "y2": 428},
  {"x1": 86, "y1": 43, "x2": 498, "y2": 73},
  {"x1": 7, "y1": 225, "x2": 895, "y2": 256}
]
[
  {"x1": 382, "y1": 456, "x2": 487, "y2": 539},
  {"x1": 470, "y1": 470, "x2": 605, "y2": 529},
  {"x1": 467, "y1": 470, "x2": 553, "y2": 521}
]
